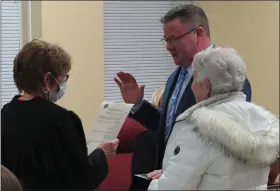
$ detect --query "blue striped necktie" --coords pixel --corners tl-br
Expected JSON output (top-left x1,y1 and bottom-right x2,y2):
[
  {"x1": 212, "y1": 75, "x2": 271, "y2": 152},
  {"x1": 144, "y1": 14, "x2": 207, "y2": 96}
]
[{"x1": 165, "y1": 68, "x2": 188, "y2": 141}]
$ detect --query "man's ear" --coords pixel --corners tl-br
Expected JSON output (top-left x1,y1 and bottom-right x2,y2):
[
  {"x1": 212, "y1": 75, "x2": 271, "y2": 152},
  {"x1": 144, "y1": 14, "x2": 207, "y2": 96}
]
[
  {"x1": 195, "y1": 27, "x2": 204, "y2": 42},
  {"x1": 196, "y1": 27, "x2": 204, "y2": 36}
]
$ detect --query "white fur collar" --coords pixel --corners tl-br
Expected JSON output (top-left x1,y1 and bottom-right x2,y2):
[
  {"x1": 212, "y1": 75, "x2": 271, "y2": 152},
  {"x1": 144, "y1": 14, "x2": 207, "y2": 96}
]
[
  {"x1": 177, "y1": 91, "x2": 279, "y2": 165},
  {"x1": 176, "y1": 91, "x2": 247, "y2": 121}
]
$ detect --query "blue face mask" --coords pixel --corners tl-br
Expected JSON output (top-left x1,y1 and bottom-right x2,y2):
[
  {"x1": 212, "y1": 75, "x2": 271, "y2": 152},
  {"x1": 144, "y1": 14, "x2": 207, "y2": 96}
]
[
  {"x1": 48, "y1": 81, "x2": 67, "y2": 102},
  {"x1": 47, "y1": 74, "x2": 67, "y2": 102}
]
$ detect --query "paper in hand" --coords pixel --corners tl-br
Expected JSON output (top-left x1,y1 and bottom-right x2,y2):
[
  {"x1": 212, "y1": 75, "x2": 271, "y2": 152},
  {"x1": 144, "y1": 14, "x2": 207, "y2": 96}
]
[
  {"x1": 134, "y1": 174, "x2": 149, "y2": 180},
  {"x1": 86, "y1": 101, "x2": 133, "y2": 155}
]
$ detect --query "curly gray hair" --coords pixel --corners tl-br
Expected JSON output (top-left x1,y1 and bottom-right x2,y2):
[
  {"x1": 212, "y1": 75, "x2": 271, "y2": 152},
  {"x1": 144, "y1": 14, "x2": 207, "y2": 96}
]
[{"x1": 192, "y1": 47, "x2": 246, "y2": 96}]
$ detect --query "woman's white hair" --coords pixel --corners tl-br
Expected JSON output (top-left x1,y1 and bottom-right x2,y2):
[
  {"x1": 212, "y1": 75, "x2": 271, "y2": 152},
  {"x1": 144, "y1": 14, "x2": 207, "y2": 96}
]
[{"x1": 192, "y1": 47, "x2": 246, "y2": 96}]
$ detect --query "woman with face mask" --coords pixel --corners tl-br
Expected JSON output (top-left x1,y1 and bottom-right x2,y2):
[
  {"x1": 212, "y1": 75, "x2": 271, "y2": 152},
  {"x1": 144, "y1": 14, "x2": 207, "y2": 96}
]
[
  {"x1": 1, "y1": 39, "x2": 119, "y2": 190},
  {"x1": 147, "y1": 47, "x2": 279, "y2": 190}
]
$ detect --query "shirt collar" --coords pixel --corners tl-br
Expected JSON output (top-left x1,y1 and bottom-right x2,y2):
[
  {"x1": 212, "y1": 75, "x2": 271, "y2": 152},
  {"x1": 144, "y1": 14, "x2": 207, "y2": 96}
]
[
  {"x1": 181, "y1": 65, "x2": 193, "y2": 76},
  {"x1": 207, "y1": 44, "x2": 215, "y2": 50}
]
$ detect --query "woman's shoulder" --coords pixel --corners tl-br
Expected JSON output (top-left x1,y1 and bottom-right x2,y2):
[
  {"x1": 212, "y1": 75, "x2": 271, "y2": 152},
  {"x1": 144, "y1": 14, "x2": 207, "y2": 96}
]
[
  {"x1": 30, "y1": 98, "x2": 79, "y2": 119},
  {"x1": 48, "y1": 104, "x2": 82, "y2": 127},
  {"x1": 189, "y1": 100, "x2": 278, "y2": 140},
  {"x1": 45, "y1": 100, "x2": 68, "y2": 113},
  {"x1": 189, "y1": 101, "x2": 279, "y2": 165},
  {"x1": 212, "y1": 100, "x2": 278, "y2": 127}
]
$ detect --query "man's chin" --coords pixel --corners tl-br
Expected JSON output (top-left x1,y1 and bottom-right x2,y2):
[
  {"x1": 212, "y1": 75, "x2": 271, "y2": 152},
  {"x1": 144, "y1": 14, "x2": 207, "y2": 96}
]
[
  {"x1": 173, "y1": 57, "x2": 191, "y2": 67},
  {"x1": 173, "y1": 58, "x2": 183, "y2": 66}
]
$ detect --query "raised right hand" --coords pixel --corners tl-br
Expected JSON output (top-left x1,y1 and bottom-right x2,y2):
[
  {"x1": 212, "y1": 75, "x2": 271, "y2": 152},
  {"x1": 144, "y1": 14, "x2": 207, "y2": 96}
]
[{"x1": 114, "y1": 72, "x2": 145, "y2": 104}]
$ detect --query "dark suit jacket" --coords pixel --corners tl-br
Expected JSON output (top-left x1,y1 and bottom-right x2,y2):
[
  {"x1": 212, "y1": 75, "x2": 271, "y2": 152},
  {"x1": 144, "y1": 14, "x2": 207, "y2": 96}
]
[{"x1": 130, "y1": 67, "x2": 252, "y2": 169}]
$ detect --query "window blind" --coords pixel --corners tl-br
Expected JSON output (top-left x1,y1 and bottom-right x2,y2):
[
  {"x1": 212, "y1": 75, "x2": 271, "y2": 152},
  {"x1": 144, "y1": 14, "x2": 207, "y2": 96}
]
[
  {"x1": 1, "y1": 1, "x2": 21, "y2": 107},
  {"x1": 104, "y1": 1, "x2": 190, "y2": 102}
]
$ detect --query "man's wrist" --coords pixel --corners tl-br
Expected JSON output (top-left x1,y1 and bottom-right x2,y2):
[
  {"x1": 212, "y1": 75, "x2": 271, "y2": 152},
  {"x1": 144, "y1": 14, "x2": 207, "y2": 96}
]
[{"x1": 130, "y1": 100, "x2": 144, "y2": 114}]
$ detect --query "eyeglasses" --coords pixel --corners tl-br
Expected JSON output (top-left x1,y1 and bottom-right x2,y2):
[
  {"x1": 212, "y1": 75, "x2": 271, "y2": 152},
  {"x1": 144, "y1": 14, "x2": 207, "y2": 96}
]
[
  {"x1": 51, "y1": 74, "x2": 69, "y2": 83},
  {"x1": 62, "y1": 74, "x2": 69, "y2": 82},
  {"x1": 161, "y1": 24, "x2": 202, "y2": 45}
]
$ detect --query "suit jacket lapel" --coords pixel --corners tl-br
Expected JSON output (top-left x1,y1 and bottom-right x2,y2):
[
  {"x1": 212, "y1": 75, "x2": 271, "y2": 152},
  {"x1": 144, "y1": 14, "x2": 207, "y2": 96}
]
[
  {"x1": 162, "y1": 68, "x2": 195, "y2": 120},
  {"x1": 175, "y1": 77, "x2": 195, "y2": 119},
  {"x1": 161, "y1": 67, "x2": 181, "y2": 114}
]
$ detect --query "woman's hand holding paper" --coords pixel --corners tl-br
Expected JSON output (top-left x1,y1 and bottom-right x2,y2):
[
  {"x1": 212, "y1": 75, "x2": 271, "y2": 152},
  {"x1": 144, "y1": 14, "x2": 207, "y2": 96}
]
[{"x1": 99, "y1": 139, "x2": 119, "y2": 159}]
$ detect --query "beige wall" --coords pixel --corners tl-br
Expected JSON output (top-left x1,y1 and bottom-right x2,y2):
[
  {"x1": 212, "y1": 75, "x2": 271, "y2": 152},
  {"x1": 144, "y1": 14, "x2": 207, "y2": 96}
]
[
  {"x1": 40, "y1": 1, "x2": 104, "y2": 130},
  {"x1": 32, "y1": 1, "x2": 279, "y2": 129},
  {"x1": 195, "y1": 1, "x2": 279, "y2": 115}
]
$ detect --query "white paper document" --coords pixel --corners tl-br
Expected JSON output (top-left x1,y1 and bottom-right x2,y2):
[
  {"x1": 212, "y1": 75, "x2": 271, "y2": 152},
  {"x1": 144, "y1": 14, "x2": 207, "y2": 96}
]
[
  {"x1": 86, "y1": 101, "x2": 133, "y2": 155},
  {"x1": 134, "y1": 174, "x2": 149, "y2": 180}
]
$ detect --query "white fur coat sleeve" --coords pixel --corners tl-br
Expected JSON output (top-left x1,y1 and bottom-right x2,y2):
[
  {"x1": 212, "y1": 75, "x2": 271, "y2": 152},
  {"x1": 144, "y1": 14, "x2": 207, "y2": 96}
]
[{"x1": 148, "y1": 131, "x2": 211, "y2": 190}]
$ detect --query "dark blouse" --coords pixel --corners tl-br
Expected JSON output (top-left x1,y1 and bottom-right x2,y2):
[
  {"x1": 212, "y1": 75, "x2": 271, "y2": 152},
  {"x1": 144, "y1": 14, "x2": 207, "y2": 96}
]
[{"x1": 1, "y1": 96, "x2": 108, "y2": 190}]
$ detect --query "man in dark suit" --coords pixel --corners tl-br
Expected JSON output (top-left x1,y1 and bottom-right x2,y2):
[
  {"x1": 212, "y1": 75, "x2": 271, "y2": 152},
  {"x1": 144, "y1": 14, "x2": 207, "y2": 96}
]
[{"x1": 114, "y1": 4, "x2": 252, "y2": 190}]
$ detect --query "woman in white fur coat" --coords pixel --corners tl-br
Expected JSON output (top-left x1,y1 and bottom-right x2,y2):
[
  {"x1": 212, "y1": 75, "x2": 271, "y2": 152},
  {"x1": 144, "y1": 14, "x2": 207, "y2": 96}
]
[{"x1": 148, "y1": 47, "x2": 279, "y2": 190}]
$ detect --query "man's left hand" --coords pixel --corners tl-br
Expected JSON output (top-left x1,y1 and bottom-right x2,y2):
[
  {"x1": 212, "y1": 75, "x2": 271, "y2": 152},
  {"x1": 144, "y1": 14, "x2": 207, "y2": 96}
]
[{"x1": 147, "y1": 169, "x2": 163, "y2": 180}]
